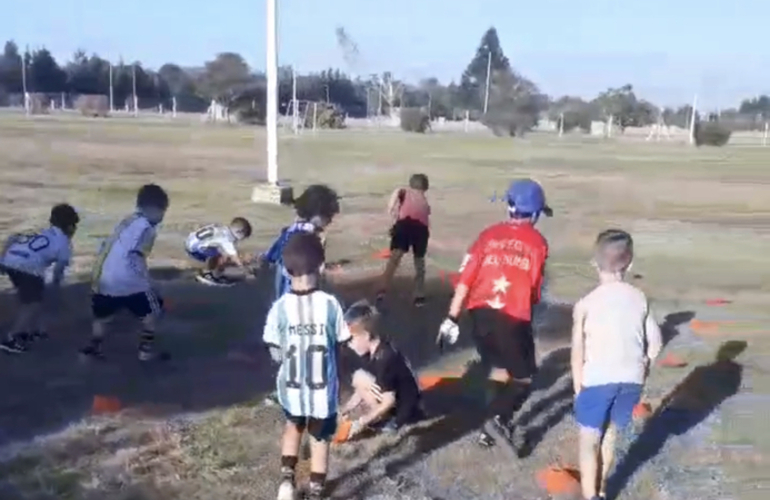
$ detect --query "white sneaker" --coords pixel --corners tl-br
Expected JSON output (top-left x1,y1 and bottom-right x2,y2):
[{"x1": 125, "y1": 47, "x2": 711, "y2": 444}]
[{"x1": 276, "y1": 480, "x2": 296, "y2": 500}]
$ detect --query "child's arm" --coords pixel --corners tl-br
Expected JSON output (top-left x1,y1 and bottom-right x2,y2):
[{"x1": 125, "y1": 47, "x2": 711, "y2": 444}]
[
  {"x1": 570, "y1": 300, "x2": 587, "y2": 396},
  {"x1": 258, "y1": 227, "x2": 288, "y2": 266},
  {"x1": 359, "y1": 391, "x2": 396, "y2": 427},
  {"x1": 644, "y1": 302, "x2": 663, "y2": 366},
  {"x1": 341, "y1": 392, "x2": 363, "y2": 417},
  {"x1": 262, "y1": 302, "x2": 283, "y2": 362},
  {"x1": 387, "y1": 188, "x2": 405, "y2": 219}
]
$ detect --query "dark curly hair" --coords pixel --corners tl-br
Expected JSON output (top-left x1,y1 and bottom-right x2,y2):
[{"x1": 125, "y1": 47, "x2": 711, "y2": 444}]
[
  {"x1": 293, "y1": 184, "x2": 340, "y2": 222},
  {"x1": 409, "y1": 173, "x2": 429, "y2": 191}
]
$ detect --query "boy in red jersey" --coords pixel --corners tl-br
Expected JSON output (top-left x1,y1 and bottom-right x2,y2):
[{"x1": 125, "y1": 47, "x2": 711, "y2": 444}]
[{"x1": 436, "y1": 178, "x2": 551, "y2": 455}]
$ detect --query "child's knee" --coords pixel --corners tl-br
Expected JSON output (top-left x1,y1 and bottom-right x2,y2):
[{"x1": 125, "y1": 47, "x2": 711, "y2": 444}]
[
  {"x1": 579, "y1": 426, "x2": 602, "y2": 453},
  {"x1": 307, "y1": 416, "x2": 337, "y2": 442}
]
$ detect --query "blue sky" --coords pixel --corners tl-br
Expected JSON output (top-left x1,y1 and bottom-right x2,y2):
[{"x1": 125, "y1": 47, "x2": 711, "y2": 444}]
[{"x1": 2, "y1": 0, "x2": 768, "y2": 107}]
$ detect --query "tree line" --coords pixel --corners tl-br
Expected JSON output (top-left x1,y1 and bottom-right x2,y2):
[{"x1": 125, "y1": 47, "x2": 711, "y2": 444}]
[{"x1": 2, "y1": 29, "x2": 770, "y2": 131}]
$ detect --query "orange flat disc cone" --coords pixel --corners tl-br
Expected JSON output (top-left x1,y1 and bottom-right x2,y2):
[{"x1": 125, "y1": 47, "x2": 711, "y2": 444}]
[
  {"x1": 92, "y1": 395, "x2": 122, "y2": 415},
  {"x1": 418, "y1": 375, "x2": 445, "y2": 391},
  {"x1": 657, "y1": 353, "x2": 688, "y2": 368},
  {"x1": 632, "y1": 402, "x2": 652, "y2": 420},
  {"x1": 332, "y1": 418, "x2": 352, "y2": 444},
  {"x1": 373, "y1": 249, "x2": 391, "y2": 260},
  {"x1": 535, "y1": 466, "x2": 581, "y2": 495}
]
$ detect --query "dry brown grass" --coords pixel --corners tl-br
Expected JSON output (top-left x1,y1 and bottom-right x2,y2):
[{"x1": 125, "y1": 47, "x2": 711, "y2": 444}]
[{"x1": 0, "y1": 115, "x2": 769, "y2": 499}]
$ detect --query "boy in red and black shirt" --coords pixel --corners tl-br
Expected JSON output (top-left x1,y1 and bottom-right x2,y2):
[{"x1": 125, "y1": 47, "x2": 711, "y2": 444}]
[{"x1": 437, "y1": 178, "x2": 551, "y2": 455}]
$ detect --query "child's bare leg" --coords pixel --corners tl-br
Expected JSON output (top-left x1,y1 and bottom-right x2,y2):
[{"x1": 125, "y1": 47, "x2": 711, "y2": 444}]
[
  {"x1": 413, "y1": 255, "x2": 426, "y2": 299},
  {"x1": 378, "y1": 249, "x2": 404, "y2": 295},
  {"x1": 8, "y1": 302, "x2": 41, "y2": 338},
  {"x1": 598, "y1": 424, "x2": 618, "y2": 498},
  {"x1": 579, "y1": 426, "x2": 602, "y2": 499},
  {"x1": 205, "y1": 255, "x2": 226, "y2": 276},
  {"x1": 352, "y1": 369, "x2": 380, "y2": 408},
  {"x1": 308, "y1": 436, "x2": 330, "y2": 492},
  {"x1": 279, "y1": 421, "x2": 303, "y2": 489}
]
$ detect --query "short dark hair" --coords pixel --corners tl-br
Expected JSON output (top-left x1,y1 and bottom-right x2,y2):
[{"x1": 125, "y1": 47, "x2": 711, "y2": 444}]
[
  {"x1": 594, "y1": 229, "x2": 633, "y2": 272},
  {"x1": 230, "y1": 217, "x2": 252, "y2": 238},
  {"x1": 49, "y1": 203, "x2": 80, "y2": 230},
  {"x1": 136, "y1": 184, "x2": 169, "y2": 210},
  {"x1": 293, "y1": 184, "x2": 340, "y2": 221},
  {"x1": 409, "y1": 173, "x2": 429, "y2": 191},
  {"x1": 282, "y1": 232, "x2": 325, "y2": 277},
  {"x1": 344, "y1": 299, "x2": 381, "y2": 337}
]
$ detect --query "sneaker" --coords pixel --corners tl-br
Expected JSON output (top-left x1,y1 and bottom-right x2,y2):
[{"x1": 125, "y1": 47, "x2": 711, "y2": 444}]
[
  {"x1": 307, "y1": 481, "x2": 325, "y2": 500},
  {"x1": 484, "y1": 415, "x2": 514, "y2": 445},
  {"x1": 79, "y1": 345, "x2": 105, "y2": 361},
  {"x1": 413, "y1": 296, "x2": 426, "y2": 308},
  {"x1": 477, "y1": 430, "x2": 495, "y2": 448},
  {"x1": 138, "y1": 348, "x2": 171, "y2": 362},
  {"x1": 196, "y1": 271, "x2": 235, "y2": 287},
  {"x1": 276, "y1": 480, "x2": 296, "y2": 500},
  {"x1": 264, "y1": 391, "x2": 280, "y2": 407},
  {"x1": 29, "y1": 331, "x2": 49, "y2": 342},
  {"x1": 0, "y1": 338, "x2": 27, "y2": 354}
]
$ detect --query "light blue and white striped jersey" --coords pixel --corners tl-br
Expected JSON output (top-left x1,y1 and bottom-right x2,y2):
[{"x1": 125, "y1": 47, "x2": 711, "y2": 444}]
[{"x1": 263, "y1": 289, "x2": 351, "y2": 418}]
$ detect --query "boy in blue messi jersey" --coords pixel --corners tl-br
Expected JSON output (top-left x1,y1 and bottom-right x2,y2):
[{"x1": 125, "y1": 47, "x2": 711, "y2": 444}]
[
  {"x1": 263, "y1": 231, "x2": 350, "y2": 500},
  {"x1": 257, "y1": 184, "x2": 340, "y2": 406}
]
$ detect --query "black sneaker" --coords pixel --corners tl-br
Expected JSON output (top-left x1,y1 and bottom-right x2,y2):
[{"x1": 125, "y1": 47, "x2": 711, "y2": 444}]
[
  {"x1": 79, "y1": 345, "x2": 105, "y2": 361},
  {"x1": 29, "y1": 331, "x2": 49, "y2": 342},
  {"x1": 307, "y1": 481, "x2": 325, "y2": 500},
  {"x1": 484, "y1": 415, "x2": 515, "y2": 445},
  {"x1": 413, "y1": 296, "x2": 426, "y2": 308},
  {"x1": 0, "y1": 338, "x2": 27, "y2": 354},
  {"x1": 138, "y1": 347, "x2": 171, "y2": 362},
  {"x1": 477, "y1": 430, "x2": 496, "y2": 448}
]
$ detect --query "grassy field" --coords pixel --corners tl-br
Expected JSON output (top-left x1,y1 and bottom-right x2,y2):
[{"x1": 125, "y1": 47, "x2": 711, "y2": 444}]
[{"x1": 0, "y1": 115, "x2": 768, "y2": 499}]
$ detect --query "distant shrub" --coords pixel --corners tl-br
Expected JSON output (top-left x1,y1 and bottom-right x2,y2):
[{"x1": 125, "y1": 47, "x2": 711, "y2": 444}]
[
  {"x1": 558, "y1": 110, "x2": 592, "y2": 134},
  {"x1": 482, "y1": 111, "x2": 537, "y2": 137},
  {"x1": 305, "y1": 102, "x2": 346, "y2": 129},
  {"x1": 694, "y1": 121, "x2": 731, "y2": 147},
  {"x1": 75, "y1": 95, "x2": 109, "y2": 117},
  {"x1": 400, "y1": 108, "x2": 431, "y2": 133}
]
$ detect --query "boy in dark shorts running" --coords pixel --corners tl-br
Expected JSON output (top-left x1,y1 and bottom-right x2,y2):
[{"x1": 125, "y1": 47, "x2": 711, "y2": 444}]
[
  {"x1": 340, "y1": 300, "x2": 424, "y2": 438},
  {"x1": 376, "y1": 173, "x2": 431, "y2": 307},
  {"x1": 436, "y1": 178, "x2": 551, "y2": 455}
]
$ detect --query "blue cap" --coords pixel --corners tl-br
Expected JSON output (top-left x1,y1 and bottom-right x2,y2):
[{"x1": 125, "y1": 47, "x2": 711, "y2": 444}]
[{"x1": 505, "y1": 179, "x2": 552, "y2": 216}]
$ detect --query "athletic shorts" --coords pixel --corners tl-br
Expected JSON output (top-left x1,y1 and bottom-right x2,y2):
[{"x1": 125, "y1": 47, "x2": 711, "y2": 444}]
[
  {"x1": 389, "y1": 218, "x2": 429, "y2": 258},
  {"x1": 186, "y1": 245, "x2": 220, "y2": 263},
  {"x1": 283, "y1": 410, "x2": 338, "y2": 442},
  {"x1": 574, "y1": 383, "x2": 643, "y2": 431},
  {"x1": 1, "y1": 266, "x2": 45, "y2": 304},
  {"x1": 91, "y1": 290, "x2": 164, "y2": 320},
  {"x1": 469, "y1": 307, "x2": 537, "y2": 380}
]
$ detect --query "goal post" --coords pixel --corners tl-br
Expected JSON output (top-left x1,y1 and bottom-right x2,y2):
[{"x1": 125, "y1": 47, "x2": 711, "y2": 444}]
[{"x1": 252, "y1": 0, "x2": 293, "y2": 205}]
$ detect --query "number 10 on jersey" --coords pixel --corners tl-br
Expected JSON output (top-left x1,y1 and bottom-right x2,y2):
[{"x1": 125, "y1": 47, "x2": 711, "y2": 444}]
[{"x1": 284, "y1": 344, "x2": 329, "y2": 390}]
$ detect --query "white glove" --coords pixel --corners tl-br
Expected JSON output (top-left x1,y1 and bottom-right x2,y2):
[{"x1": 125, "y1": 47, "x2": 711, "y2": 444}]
[
  {"x1": 348, "y1": 418, "x2": 366, "y2": 439},
  {"x1": 436, "y1": 317, "x2": 460, "y2": 349}
]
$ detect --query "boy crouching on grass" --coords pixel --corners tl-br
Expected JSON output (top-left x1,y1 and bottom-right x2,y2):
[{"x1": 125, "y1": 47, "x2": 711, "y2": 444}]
[
  {"x1": 339, "y1": 299, "x2": 424, "y2": 439},
  {"x1": 262, "y1": 232, "x2": 350, "y2": 500},
  {"x1": 571, "y1": 229, "x2": 663, "y2": 500}
]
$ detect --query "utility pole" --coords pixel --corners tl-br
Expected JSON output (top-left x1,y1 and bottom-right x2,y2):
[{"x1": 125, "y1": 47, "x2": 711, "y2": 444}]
[
  {"x1": 292, "y1": 66, "x2": 298, "y2": 134},
  {"x1": 108, "y1": 63, "x2": 114, "y2": 112},
  {"x1": 132, "y1": 64, "x2": 138, "y2": 117},
  {"x1": 482, "y1": 51, "x2": 492, "y2": 114},
  {"x1": 689, "y1": 94, "x2": 698, "y2": 145},
  {"x1": 21, "y1": 46, "x2": 29, "y2": 115}
]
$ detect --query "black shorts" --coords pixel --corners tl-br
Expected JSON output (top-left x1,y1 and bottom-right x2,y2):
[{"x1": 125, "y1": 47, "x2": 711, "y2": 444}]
[
  {"x1": 283, "y1": 411, "x2": 338, "y2": 442},
  {"x1": 91, "y1": 290, "x2": 164, "y2": 319},
  {"x1": 389, "y1": 218, "x2": 429, "y2": 258},
  {"x1": 469, "y1": 307, "x2": 536, "y2": 381},
  {"x1": 1, "y1": 266, "x2": 45, "y2": 304}
]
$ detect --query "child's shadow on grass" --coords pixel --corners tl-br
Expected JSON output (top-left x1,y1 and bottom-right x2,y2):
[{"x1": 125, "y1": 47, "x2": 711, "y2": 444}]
[{"x1": 606, "y1": 339, "x2": 746, "y2": 500}]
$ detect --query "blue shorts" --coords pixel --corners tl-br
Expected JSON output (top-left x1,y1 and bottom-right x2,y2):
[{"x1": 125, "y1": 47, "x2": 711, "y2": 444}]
[
  {"x1": 574, "y1": 383, "x2": 643, "y2": 430},
  {"x1": 91, "y1": 290, "x2": 164, "y2": 320},
  {"x1": 187, "y1": 246, "x2": 220, "y2": 263}
]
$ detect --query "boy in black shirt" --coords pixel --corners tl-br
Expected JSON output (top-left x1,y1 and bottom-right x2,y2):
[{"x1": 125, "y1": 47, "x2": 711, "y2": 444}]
[{"x1": 340, "y1": 300, "x2": 424, "y2": 437}]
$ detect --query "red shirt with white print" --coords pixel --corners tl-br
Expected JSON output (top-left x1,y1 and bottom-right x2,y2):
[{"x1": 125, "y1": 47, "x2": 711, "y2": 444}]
[{"x1": 456, "y1": 221, "x2": 548, "y2": 321}]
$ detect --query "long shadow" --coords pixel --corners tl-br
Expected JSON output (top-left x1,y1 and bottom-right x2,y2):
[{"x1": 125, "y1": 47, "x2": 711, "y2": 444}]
[
  {"x1": 0, "y1": 268, "x2": 460, "y2": 446},
  {"x1": 329, "y1": 325, "x2": 575, "y2": 498},
  {"x1": 605, "y1": 340, "x2": 746, "y2": 500},
  {"x1": 659, "y1": 310, "x2": 696, "y2": 348}
]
